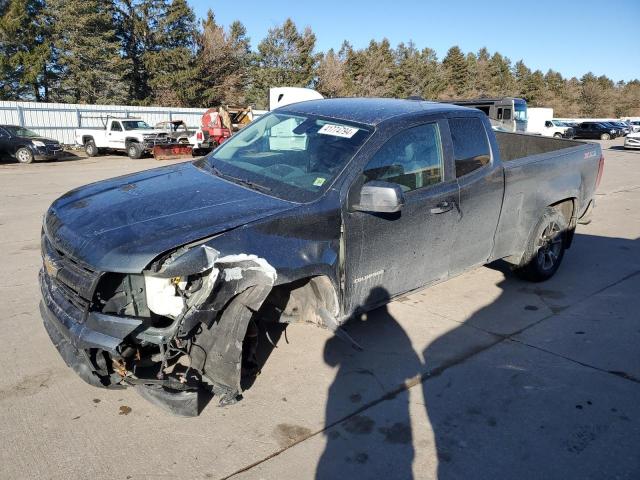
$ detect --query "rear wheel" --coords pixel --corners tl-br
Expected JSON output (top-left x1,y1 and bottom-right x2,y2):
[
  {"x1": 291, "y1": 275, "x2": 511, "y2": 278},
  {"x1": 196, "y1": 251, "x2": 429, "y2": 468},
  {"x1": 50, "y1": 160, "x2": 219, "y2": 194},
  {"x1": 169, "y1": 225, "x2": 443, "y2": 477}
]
[
  {"x1": 600, "y1": 133, "x2": 610, "y2": 140},
  {"x1": 515, "y1": 207, "x2": 567, "y2": 282},
  {"x1": 16, "y1": 147, "x2": 34, "y2": 164},
  {"x1": 127, "y1": 142, "x2": 143, "y2": 159},
  {"x1": 85, "y1": 140, "x2": 98, "y2": 157}
]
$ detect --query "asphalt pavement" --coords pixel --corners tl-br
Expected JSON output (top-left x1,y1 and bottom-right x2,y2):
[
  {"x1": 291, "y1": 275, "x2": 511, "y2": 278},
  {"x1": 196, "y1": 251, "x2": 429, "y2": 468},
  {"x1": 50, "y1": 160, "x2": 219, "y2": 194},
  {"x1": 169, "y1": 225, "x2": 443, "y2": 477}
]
[{"x1": 0, "y1": 139, "x2": 638, "y2": 479}]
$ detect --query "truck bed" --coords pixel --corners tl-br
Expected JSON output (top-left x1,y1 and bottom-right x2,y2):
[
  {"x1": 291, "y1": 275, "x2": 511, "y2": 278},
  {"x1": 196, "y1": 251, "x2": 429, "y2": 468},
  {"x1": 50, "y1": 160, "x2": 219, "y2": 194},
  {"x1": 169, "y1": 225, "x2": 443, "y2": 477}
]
[
  {"x1": 490, "y1": 131, "x2": 602, "y2": 262},
  {"x1": 495, "y1": 131, "x2": 584, "y2": 162}
]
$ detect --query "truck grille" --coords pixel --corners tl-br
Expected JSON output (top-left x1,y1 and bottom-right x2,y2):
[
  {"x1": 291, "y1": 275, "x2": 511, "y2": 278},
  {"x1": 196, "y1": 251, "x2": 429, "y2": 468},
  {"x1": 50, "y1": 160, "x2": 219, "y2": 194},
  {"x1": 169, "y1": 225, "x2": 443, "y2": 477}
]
[{"x1": 41, "y1": 233, "x2": 101, "y2": 319}]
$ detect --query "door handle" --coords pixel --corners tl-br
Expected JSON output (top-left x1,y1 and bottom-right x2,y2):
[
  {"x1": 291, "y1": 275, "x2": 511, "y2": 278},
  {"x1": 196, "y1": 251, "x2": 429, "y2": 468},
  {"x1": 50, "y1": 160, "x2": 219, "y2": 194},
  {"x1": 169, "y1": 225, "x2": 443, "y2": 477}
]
[{"x1": 430, "y1": 200, "x2": 454, "y2": 214}]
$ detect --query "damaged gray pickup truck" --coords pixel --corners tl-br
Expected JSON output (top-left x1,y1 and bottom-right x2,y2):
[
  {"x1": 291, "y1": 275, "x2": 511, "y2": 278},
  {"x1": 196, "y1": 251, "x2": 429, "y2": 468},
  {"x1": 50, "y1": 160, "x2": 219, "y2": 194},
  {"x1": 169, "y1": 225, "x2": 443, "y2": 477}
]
[{"x1": 39, "y1": 98, "x2": 604, "y2": 415}]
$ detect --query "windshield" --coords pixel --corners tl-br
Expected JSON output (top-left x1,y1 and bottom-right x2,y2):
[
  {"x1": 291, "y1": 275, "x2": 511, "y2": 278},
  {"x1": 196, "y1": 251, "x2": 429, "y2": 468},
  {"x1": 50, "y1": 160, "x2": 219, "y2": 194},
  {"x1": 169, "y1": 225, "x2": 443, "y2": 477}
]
[
  {"x1": 122, "y1": 120, "x2": 151, "y2": 130},
  {"x1": 204, "y1": 112, "x2": 372, "y2": 202},
  {"x1": 514, "y1": 102, "x2": 527, "y2": 121},
  {"x1": 5, "y1": 126, "x2": 40, "y2": 138}
]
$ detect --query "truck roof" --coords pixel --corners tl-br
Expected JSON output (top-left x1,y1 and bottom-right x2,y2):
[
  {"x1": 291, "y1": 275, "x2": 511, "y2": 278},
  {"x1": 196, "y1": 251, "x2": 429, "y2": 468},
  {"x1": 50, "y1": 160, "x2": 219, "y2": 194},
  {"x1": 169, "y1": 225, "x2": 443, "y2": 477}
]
[{"x1": 279, "y1": 98, "x2": 474, "y2": 126}]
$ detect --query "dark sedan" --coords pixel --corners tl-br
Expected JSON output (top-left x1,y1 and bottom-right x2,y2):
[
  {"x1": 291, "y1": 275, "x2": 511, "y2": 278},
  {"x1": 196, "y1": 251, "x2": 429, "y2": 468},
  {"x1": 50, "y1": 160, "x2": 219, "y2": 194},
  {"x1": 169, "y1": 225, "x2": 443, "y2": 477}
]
[
  {"x1": 572, "y1": 122, "x2": 619, "y2": 140},
  {"x1": 0, "y1": 125, "x2": 63, "y2": 164}
]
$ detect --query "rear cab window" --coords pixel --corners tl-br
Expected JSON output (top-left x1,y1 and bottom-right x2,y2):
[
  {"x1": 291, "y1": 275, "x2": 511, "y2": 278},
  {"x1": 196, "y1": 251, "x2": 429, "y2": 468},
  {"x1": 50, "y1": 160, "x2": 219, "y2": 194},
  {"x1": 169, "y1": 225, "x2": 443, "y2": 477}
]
[{"x1": 449, "y1": 117, "x2": 491, "y2": 177}]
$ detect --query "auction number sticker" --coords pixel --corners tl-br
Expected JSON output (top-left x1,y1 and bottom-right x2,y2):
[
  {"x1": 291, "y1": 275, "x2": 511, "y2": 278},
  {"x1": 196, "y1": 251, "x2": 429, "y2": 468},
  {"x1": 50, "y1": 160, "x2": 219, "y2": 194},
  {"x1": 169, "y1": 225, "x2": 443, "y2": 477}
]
[{"x1": 318, "y1": 124, "x2": 359, "y2": 138}]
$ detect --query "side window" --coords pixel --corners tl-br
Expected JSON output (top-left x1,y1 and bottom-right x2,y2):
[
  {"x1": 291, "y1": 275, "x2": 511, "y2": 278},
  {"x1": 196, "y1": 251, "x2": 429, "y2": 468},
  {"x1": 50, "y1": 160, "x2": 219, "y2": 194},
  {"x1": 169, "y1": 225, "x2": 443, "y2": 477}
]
[
  {"x1": 364, "y1": 123, "x2": 443, "y2": 192},
  {"x1": 503, "y1": 108, "x2": 512, "y2": 120},
  {"x1": 449, "y1": 117, "x2": 491, "y2": 178},
  {"x1": 545, "y1": 121, "x2": 553, "y2": 127},
  {"x1": 110, "y1": 122, "x2": 123, "y2": 132},
  {"x1": 0, "y1": 127, "x2": 8, "y2": 137}
]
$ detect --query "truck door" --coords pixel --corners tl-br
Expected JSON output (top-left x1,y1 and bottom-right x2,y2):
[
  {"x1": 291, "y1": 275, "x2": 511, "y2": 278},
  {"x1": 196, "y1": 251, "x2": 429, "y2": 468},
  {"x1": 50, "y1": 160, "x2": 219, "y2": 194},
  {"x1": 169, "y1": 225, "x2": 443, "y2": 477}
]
[
  {"x1": 0, "y1": 127, "x2": 11, "y2": 156},
  {"x1": 343, "y1": 120, "x2": 460, "y2": 313},
  {"x1": 447, "y1": 116, "x2": 504, "y2": 276},
  {"x1": 108, "y1": 121, "x2": 125, "y2": 149}
]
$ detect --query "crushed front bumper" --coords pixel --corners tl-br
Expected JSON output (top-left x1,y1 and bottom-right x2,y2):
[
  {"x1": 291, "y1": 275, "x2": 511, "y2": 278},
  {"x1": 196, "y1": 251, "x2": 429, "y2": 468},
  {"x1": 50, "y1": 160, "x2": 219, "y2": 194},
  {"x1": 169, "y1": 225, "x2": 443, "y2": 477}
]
[
  {"x1": 39, "y1": 269, "x2": 140, "y2": 386},
  {"x1": 40, "y1": 269, "x2": 201, "y2": 415}
]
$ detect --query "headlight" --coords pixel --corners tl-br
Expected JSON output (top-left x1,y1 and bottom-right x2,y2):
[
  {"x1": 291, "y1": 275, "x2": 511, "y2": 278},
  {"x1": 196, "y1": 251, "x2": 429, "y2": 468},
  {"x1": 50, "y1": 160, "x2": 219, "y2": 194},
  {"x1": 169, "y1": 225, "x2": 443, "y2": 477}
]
[
  {"x1": 143, "y1": 245, "x2": 220, "y2": 318},
  {"x1": 32, "y1": 140, "x2": 46, "y2": 147},
  {"x1": 143, "y1": 274, "x2": 187, "y2": 317}
]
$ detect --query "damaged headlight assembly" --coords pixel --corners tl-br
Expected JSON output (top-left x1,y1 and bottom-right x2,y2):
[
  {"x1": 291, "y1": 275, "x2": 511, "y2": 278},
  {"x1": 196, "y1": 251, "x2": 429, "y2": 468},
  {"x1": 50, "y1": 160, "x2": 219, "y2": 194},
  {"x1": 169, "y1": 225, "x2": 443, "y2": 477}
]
[{"x1": 143, "y1": 244, "x2": 221, "y2": 322}]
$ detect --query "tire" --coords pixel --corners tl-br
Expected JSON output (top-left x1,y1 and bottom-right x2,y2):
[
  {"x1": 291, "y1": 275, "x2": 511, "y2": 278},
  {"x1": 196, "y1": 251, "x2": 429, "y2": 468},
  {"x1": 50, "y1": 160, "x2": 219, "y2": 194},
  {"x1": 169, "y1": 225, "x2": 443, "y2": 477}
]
[
  {"x1": 515, "y1": 207, "x2": 567, "y2": 282},
  {"x1": 600, "y1": 133, "x2": 610, "y2": 140},
  {"x1": 553, "y1": 133, "x2": 562, "y2": 138},
  {"x1": 127, "y1": 142, "x2": 143, "y2": 159},
  {"x1": 85, "y1": 140, "x2": 98, "y2": 157},
  {"x1": 16, "y1": 147, "x2": 34, "y2": 164}
]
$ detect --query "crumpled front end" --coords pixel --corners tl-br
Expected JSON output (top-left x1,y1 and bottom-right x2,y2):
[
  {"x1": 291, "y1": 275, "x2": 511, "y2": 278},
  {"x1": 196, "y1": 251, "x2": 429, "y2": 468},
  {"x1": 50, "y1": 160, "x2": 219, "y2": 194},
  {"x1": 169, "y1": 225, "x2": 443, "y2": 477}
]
[{"x1": 39, "y1": 230, "x2": 277, "y2": 416}]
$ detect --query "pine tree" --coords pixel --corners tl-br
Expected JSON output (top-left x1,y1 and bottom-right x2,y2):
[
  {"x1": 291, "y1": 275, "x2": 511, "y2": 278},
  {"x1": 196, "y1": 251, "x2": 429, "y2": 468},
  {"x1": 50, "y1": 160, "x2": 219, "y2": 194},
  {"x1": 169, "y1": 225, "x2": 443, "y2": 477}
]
[
  {"x1": 393, "y1": 42, "x2": 444, "y2": 100},
  {"x1": 487, "y1": 52, "x2": 514, "y2": 96},
  {"x1": 514, "y1": 60, "x2": 531, "y2": 97},
  {"x1": 247, "y1": 18, "x2": 317, "y2": 108},
  {"x1": 475, "y1": 47, "x2": 492, "y2": 96},
  {"x1": 47, "y1": 0, "x2": 131, "y2": 104},
  {"x1": 343, "y1": 39, "x2": 396, "y2": 98},
  {"x1": 195, "y1": 11, "x2": 251, "y2": 106},
  {"x1": 143, "y1": 0, "x2": 197, "y2": 106},
  {"x1": 316, "y1": 48, "x2": 346, "y2": 98},
  {"x1": 441, "y1": 46, "x2": 469, "y2": 97},
  {"x1": 0, "y1": 0, "x2": 51, "y2": 100}
]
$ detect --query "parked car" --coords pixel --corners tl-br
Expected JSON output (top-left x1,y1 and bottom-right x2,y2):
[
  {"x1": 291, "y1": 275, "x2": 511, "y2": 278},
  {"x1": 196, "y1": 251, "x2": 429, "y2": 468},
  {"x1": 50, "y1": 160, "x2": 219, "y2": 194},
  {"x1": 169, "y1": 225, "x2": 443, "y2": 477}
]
[
  {"x1": 628, "y1": 120, "x2": 640, "y2": 132},
  {"x1": 608, "y1": 121, "x2": 630, "y2": 136},
  {"x1": 599, "y1": 122, "x2": 626, "y2": 137},
  {"x1": 624, "y1": 132, "x2": 640, "y2": 149},
  {"x1": 154, "y1": 120, "x2": 210, "y2": 150},
  {"x1": 75, "y1": 118, "x2": 169, "y2": 159},
  {"x1": 0, "y1": 125, "x2": 63, "y2": 164},
  {"x1": 572, "y1": 122, "x2": 619, "y2": 140},
  {"x1": 40, "y1": 98, "x2": 603, "y2": 415}
]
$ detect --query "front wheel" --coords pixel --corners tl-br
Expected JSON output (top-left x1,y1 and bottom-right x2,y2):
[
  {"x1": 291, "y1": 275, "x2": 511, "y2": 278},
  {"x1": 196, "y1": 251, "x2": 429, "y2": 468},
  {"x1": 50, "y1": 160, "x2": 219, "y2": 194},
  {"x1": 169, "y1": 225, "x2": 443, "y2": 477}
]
[
  {"x1": 553, "y1": 133, "x2": 562, "y2": 138},
  {"x1": 127, "y1": 142, "x2": 143, "y2": 159},
  {"x1": 85, "y1": 140, "x2": 98, "y2": 157},
  {"x1": 600, "y1": 133, "x2": 610, "y2": 140},
  {"x1": 515, "y1": 207, "x2": 567, "y2": 282},
  {"x1": 16, "y1": 147, "x2": 34, "y2": 164}
]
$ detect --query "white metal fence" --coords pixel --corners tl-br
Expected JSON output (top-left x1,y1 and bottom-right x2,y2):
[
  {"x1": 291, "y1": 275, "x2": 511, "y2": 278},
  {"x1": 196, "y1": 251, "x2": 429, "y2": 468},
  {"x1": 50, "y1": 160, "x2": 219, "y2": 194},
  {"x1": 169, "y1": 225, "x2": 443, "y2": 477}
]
[{"x1": 0, "y1": 100, "x2": 208, "y2": 145}]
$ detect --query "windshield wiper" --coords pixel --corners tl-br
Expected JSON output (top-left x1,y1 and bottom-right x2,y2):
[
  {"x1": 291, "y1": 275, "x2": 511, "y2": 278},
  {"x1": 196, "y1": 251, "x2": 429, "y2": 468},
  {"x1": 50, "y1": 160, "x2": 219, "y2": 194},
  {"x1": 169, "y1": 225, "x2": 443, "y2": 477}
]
[{"x1": 211, "y1": 166, "x2": 272, "y2": 193}]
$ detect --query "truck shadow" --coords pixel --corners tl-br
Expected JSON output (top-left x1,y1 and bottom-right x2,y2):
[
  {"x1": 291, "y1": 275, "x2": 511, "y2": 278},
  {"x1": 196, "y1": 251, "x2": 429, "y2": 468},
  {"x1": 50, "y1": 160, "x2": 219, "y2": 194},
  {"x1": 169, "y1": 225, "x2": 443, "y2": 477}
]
[{"x1": 314, "y1": 233, "x2": 640, "y2": 479}]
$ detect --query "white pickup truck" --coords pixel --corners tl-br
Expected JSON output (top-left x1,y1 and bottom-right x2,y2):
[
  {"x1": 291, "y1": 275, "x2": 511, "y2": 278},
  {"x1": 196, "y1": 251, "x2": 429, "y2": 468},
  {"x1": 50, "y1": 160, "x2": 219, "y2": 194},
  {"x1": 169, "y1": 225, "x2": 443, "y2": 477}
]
[{"x1": 75, "y1": 118, "x2": 170, "y2": 159}]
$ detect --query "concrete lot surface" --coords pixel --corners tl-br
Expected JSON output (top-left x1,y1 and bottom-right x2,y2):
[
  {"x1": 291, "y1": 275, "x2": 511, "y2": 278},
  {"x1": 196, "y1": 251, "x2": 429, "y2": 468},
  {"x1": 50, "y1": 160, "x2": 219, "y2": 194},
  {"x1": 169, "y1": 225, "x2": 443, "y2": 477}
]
[{"x1": 0, "y1": 139, "x2": 639, "y2": 479}]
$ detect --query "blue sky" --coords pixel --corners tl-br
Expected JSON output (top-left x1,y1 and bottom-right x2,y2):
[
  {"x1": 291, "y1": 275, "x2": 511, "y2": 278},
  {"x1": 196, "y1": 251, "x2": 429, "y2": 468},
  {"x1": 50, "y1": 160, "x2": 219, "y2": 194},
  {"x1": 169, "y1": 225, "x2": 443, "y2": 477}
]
[{"x1": 190, "y1": 0, "x2": 640, "y2": 82}]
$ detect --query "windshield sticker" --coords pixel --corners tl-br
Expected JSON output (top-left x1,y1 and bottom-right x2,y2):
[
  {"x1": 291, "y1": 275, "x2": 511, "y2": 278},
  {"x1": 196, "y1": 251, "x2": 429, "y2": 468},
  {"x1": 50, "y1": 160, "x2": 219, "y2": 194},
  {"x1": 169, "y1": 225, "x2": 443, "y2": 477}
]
[
  {"x1": 313, "y1": 177, "x2": 326, "y2": 187},
  {"x1": 318, "y1": 124, "x2": 359, "y2": 138}
]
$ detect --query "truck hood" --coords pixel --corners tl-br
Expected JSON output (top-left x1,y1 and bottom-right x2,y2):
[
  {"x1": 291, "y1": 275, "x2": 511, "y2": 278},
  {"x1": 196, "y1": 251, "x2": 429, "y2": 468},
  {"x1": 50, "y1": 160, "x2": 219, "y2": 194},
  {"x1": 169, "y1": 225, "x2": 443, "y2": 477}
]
[
  {"x1": 23, "y1": 136, "x2": 59, "y2": 144},
  {"x1": 44, "y1": 161, "x2": 296, "y2": 273},
  {"x1": 132, "y1": 129, "x2": 165, "y2": 136}
]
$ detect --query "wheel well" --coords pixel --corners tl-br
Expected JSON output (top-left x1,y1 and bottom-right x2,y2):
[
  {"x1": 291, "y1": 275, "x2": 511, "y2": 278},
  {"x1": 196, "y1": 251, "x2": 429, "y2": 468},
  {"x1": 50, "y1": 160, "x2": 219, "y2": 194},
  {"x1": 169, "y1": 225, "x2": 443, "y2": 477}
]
[
  {"x1": 262, "y1": 275, "x2": 339, "y2": 327},
  {"x1": 549, "y1": 198, "x2": 577, "y2": 248},
  {"x1": 82, "y1": 135, "x2": 94, "y2": 145},
  {"x1": 125, "y1": 137, "x2": 140, "y2": 145}
]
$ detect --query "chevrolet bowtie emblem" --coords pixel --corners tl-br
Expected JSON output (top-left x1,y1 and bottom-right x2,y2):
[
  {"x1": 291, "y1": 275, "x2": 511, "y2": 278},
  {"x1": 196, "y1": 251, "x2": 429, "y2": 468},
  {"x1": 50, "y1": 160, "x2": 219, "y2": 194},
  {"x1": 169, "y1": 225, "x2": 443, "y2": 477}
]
[{"x1": 44, "y1": 255, "x2": 59, "y2": 278}]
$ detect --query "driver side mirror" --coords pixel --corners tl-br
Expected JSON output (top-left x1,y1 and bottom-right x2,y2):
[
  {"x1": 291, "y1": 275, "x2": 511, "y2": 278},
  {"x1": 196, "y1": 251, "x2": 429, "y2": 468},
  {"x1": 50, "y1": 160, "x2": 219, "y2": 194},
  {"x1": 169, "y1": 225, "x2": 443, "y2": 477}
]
[{"x1": 353, "y1": 181, "x2": 405, "y2": 213}]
